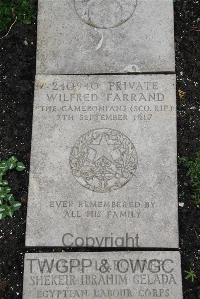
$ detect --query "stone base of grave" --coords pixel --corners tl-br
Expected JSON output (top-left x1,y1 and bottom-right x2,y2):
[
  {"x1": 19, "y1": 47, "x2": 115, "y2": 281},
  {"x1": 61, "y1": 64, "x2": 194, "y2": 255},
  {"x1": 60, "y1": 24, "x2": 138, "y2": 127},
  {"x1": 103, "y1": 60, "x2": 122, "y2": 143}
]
[{"x1": 23, "y1": 251, "x2": 183, "y2": 299}]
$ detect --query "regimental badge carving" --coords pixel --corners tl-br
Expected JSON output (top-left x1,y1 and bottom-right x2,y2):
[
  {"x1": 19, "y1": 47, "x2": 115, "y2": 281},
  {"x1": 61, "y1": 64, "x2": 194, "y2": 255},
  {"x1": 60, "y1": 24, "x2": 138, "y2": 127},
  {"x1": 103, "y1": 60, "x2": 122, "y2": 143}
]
[
  {"x1": 74, "y1": 0, "x2": 138, "y2": 29},
  {"x1": 69, "y1": 128, "x2": 138, "y2": 193}
]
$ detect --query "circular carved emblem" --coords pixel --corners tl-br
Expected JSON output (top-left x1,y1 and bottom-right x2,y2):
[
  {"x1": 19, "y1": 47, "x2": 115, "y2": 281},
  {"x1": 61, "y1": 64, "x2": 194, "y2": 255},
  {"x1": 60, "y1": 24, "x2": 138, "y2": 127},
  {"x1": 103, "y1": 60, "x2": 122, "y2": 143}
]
[
  {"x1": 69, "y1": 128, "x2": 138, "y2": 193},
  {"x1": 74, "y1": 0, "x2": 137, "y2": 29}
]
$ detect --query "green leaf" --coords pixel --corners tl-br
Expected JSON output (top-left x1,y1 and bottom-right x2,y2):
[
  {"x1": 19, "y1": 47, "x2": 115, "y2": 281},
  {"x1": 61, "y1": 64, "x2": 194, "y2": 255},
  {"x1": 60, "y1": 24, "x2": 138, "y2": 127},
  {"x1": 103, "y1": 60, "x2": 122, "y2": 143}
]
[
  {"x1": 11, "y1": 201, "x2": 21, "y2": 210},
  {"x1": 0, "y1": 180, "x2": 8, "y2": 186},
  {"x1": 9, "y1": 156, "x2": 18, "y2": 163},
  {"x1": 0, "y1": 186, "x2": 11, "y2": 195},
  {"x1": 7, "y1": 206, "x2": 14, "y2": 218},
  {"x1": 6, "y1": 194, "x2": 15, "y2": 201},
  {"x1": 0, "y1": 161, "x2": 8, "y2": 172},
  {"x1": 0, "y1": 193, "x2": 6, "y2": 200},
  {"x1": 0, "y1": 213, "x2": 5, "y2": 220},
  {"x1": 0, "y1": 205, "x2": 6, "y2": 213},
  {"x1": 7, "y1": 156, "x2": 18, "y2": 169},
  {"x1": 16, "y1": 162, "x2": 26, "y2": 172},
  {"x1": 7, "y1": 161, "x2": 16, "y2": 170},
  {"x1": 4, "y1": 186, "x2": 11, "y2": 194}
]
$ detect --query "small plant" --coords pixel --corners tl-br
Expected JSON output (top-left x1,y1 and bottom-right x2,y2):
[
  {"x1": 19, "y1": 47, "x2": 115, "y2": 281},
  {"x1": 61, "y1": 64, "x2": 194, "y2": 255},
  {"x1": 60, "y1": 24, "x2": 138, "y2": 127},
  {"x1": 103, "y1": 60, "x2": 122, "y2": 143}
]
[
  {"x1": 185, "y1": 268, "x2": 197, "y2": 283},
  {"x1": 179, "y1": 151, "x2": 200, "y2": 205},
  {"x1": 178, "y1": 89, "x2": 186, "y2": 100},
  {"x1": 0, "y1": 156, "x2": 25, "y2": 220},
  {"x1": 0, "y1": 0, "x2": 34, "y2": 32}
]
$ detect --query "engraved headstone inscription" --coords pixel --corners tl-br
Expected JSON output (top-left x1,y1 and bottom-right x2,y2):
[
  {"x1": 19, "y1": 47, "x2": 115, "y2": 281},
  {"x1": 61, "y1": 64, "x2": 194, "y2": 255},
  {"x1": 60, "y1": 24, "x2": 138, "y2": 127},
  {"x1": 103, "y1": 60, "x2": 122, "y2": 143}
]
[
  {"x1": 36, "y1": 0, "x2": 175, "y2": 74},
  {"x1": 23, "y1": 252, "x2": 183, "y2": 299},
  {"x1": 25, "y1": 74, "x2": 178, "y2": 248}
]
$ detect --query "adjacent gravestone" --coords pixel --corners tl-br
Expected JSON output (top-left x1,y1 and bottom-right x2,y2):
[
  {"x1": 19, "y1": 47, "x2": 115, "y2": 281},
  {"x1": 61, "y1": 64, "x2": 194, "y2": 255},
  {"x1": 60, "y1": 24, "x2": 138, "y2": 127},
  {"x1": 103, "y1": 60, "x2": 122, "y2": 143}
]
[
  {"x1": 36, "y1": 0, "x2": 175, "y2": 74},
  {"x1": 25, "y1": 74, "x2": 178, "y2": 248},
  {"x1": 23, "y1": 251, "x2": 183, "y2": 299}
]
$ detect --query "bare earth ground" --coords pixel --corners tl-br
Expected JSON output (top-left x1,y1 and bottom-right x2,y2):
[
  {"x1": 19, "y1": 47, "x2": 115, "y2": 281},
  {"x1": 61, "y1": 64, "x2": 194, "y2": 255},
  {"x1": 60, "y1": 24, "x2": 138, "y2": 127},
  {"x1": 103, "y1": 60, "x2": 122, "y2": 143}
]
[{"x1": 0, "y1": 0, "x2": 199, "y2": 298}]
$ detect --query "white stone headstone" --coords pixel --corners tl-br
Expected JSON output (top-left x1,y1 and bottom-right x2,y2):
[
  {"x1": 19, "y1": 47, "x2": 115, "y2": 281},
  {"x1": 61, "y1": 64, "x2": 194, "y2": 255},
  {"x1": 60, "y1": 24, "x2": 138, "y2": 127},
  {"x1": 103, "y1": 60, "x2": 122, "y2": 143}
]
[
  {"x1": 36, "y1": 0, "x2": 175, "y2": 74},
  {"x1": 25, "y1": 74, "x2": 178, "y2": 248}
]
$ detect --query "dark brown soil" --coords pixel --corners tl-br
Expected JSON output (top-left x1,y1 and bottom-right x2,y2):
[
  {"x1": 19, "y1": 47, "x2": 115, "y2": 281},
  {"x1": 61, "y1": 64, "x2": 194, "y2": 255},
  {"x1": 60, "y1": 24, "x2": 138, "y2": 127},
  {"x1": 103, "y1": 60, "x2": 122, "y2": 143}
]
[{"x1": 0, "y1": 0, "x2": 200, "y2": 298}]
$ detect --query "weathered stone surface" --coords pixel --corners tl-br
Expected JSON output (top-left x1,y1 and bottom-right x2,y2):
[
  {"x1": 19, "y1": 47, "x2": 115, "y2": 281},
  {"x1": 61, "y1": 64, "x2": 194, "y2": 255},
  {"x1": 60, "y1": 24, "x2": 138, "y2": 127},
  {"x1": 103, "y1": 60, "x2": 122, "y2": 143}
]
[
  {"x1": 36, "y1": 0, "x2": 175, "y2": 74},
  {"x1": 23, "y1": 251, "x2": 183, "y2": 299},
  {"x1": 26, "y1": 74, "x2": 178, "y2": 247}
]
